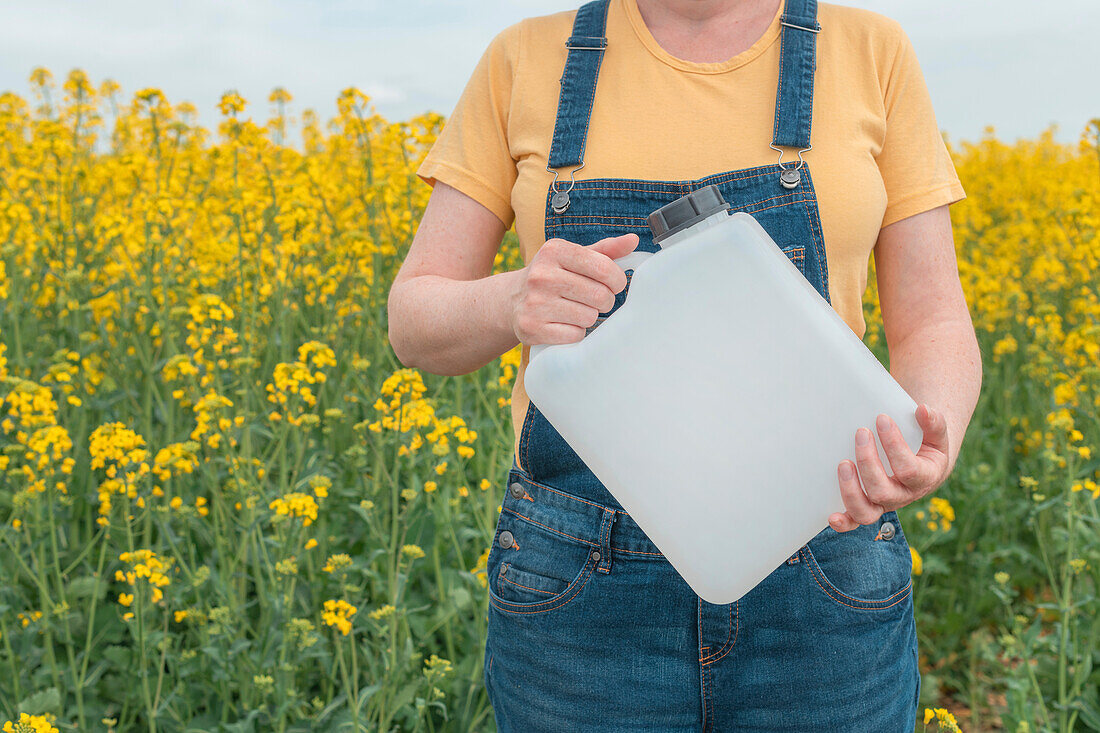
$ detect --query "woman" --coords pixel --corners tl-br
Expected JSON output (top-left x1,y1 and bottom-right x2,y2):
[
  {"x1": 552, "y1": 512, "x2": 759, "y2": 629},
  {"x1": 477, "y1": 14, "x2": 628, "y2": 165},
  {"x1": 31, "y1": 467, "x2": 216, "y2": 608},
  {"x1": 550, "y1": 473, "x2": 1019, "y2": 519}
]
[{"x1": 389, "y1": 0, "x2": 982, "y2": 728}]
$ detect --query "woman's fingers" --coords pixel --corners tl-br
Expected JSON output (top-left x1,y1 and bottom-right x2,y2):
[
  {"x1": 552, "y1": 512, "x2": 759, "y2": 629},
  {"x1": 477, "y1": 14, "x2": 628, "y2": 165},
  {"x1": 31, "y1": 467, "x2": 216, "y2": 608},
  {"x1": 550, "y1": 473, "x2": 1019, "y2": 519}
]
[
  {"x1": 855, "y1": 426, "x2": 914, "y2": 510},
  {"x1": 829, "y1": 459, "x2": 884, "y2": 532},
  {"x1": 876, "y1": 412, "x2": 943, "y2": 490},
  {"x1": 553, "y1": 268, "x2": 618, "y2": 314},
  {"x1": 915, "y1": 403, "x2": 951, "y2": 457},
  {"x1": 555, "y1": 234, "x2": 636, "y2": 294}
]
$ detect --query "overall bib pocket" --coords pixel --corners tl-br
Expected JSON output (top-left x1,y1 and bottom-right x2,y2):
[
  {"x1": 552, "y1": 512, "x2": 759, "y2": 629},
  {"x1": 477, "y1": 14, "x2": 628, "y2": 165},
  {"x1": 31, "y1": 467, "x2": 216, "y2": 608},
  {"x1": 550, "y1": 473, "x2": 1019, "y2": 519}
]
[
  {"x1": 486, "y1": 499, "x2": 599, "y2": 616},
  {"x1": 800, "y1": 510, "x2": 913, "y2": 612},
  {"x1": 782, "y1": 244, "x2": 806, "y2": 270}
]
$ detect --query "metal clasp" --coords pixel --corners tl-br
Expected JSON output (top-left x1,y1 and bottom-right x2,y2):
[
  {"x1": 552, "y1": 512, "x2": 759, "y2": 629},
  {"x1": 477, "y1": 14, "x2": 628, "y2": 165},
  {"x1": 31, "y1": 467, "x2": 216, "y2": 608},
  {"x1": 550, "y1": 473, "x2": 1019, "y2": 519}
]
[
  {"x1": 770, "y1": 142, "x2": 812, "y2": 189},
  {"x1": 779, "y1": 20, "x2": 821, "y2": 33},
  {"x1": 565, "y1": 35, "x2": 608, "y2": 50},
  {"x1": 546, "y1": 160, "x2": 585, "y2": 214}
]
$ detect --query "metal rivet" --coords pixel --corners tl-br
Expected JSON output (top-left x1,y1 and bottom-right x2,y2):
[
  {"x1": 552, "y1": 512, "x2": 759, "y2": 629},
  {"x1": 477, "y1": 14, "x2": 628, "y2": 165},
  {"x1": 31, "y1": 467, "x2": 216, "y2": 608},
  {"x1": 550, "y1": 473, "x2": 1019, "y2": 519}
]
[
  {"x1": 509, "y1": 482, "x2": 525, "y2": 499},
  {"x1": 780, "y1": 168, "x2": 801, "y2": 189},
  {"x1": 551, "y1": 191, "x2": 570, "y2": 214},
  {"x1": 879, "y1": 521, "x2": 895, "y2": 540},
  {"x1": 590, "y1": 550, "x2": 601, "y2": 562},
  {"x1": 498, "y1": 530, "x2": 514, "y2": 549}
]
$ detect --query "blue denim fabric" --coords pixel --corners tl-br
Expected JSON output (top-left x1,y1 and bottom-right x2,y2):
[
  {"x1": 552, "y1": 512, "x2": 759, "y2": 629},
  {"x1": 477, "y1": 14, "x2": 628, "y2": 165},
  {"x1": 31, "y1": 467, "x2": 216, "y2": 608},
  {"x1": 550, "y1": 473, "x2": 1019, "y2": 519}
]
[
  {"x1": 485, "y1": 465, "x2": 919, "y2": 731},
  {"x1": 485, "y1": 0, "x2": 920, "y2": 729}
]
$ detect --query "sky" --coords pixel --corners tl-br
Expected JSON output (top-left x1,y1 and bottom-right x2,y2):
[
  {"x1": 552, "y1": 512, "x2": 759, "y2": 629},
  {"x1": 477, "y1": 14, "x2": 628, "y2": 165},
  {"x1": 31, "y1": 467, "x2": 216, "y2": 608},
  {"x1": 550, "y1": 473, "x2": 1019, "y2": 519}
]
[{"x1": 0, "y1": 0, "x2": 1093, "y2": 149}]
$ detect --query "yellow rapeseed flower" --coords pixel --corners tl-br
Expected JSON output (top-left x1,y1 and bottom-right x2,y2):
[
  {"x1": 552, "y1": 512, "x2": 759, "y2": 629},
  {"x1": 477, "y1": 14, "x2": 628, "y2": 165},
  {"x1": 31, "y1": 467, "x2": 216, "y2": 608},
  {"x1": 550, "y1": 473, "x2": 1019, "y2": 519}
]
[
  {"x1": 2, "y1": 712, "x2": 60, "y2": 733},
  {"x1": 401, "y1": 544, "x2": 426, "y2": 560},
  {"x1": 269, "y1": 492, "x2": 320, "y2": 526},
  {"x1": 321, "y1": 599, "x2": 357, "y2": 635},
  {"x1": 322, "y1": 553, "x2": 352, "y2": 574}
]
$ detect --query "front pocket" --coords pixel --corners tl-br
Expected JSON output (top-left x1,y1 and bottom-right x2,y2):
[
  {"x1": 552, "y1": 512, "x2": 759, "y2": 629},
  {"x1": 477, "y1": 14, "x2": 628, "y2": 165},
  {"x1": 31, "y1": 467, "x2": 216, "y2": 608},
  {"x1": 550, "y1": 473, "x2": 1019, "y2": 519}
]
[
  {"x1": 487, "y1": 510, "x2": 598, "y2": 616},
  {"x1": 497, "y1": 562, "x2": 569, "y2": 604},
  {"x1": 801, "y1": 511, "x2": 913, "y2": 612},
  {"x1": 783, "y1": 245, "x2": 806, "y2": 269}
]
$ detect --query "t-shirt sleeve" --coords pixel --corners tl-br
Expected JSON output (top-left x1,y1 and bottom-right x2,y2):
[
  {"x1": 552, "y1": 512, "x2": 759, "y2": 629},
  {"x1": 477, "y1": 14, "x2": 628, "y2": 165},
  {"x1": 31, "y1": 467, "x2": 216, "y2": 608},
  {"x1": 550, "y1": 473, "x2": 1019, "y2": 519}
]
[
  {"x1": 415, "y1": 21, "x2": 522, "y2": 229},
  {"x1": 875, "y1": 24, "x2": 966, "y2": 229}
]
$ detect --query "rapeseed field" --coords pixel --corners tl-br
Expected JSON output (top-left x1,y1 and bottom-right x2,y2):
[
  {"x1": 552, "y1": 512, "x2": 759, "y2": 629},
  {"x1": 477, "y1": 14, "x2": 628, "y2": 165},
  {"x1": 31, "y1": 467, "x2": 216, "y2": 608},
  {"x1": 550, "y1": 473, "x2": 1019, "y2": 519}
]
[{"x1": 0, "y1": 69, "x2": 1097, "y2": 731}]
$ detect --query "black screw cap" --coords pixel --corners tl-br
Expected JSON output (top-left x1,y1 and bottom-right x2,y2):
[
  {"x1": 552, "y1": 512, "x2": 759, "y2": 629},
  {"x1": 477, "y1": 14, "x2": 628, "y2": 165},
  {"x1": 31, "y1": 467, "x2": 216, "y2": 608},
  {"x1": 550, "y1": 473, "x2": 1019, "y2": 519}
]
[{"x1": 647, "y1": 184, "x2": 730, "y2": 244}]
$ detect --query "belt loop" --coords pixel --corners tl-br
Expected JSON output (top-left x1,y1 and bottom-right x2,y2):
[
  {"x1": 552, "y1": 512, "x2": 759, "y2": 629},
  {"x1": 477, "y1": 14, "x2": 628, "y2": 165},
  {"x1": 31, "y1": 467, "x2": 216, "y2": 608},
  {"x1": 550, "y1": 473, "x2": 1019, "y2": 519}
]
[{"x1": 596, "y1": 507, "x2": 616, "y2": 574}]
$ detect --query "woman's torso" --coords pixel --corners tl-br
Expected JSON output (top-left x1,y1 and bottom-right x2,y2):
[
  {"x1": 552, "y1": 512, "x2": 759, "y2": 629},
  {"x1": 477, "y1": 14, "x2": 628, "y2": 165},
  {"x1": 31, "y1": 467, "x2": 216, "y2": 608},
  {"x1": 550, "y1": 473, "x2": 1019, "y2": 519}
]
[{"x1": 503, "y1": 0, "x2": 910, "y2": 469}]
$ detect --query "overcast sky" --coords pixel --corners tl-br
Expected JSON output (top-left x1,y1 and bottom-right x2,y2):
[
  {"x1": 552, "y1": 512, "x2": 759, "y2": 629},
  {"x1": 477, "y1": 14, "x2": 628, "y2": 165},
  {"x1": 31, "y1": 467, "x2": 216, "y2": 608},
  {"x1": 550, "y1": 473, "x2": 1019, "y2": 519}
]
[{"x1": 0, "y1": 1, "x2": 1093, "y2": 148}]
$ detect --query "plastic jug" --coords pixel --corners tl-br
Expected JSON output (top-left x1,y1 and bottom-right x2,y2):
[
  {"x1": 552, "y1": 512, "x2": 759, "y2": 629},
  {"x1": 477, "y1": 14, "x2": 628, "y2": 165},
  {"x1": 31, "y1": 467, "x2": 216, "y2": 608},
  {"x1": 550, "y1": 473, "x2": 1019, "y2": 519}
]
[{"x1": 523, "y1": 185, "x2": 924, "y2": 604}]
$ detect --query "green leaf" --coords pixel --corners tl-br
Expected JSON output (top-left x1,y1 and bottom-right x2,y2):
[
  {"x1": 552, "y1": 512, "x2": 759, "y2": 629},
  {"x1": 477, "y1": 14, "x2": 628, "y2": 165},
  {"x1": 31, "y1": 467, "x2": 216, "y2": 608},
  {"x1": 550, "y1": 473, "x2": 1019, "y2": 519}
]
[
  {"x1": 66, "y1": 576, "x2": 106, "y2": 601},
  {"x1": 18, "y1": 687, "x2": 61, "y2": 716},
  {"x1": 103, "y1": 644, "x2": 131, "y2": 668}
]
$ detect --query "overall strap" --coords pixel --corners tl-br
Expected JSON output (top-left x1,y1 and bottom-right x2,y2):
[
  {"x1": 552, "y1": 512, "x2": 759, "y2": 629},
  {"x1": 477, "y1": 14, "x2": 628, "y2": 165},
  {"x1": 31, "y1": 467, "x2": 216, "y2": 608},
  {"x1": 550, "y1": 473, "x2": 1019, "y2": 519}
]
[
  {"x1": 771, "y1": 0, "x2": 820, "y2": 150},
  {"x1": 548, "y1": 0, "x2": 819, "y2": 165},
  {"x1": 546, "y1": 0, "x2": 611, "y2": 171}
]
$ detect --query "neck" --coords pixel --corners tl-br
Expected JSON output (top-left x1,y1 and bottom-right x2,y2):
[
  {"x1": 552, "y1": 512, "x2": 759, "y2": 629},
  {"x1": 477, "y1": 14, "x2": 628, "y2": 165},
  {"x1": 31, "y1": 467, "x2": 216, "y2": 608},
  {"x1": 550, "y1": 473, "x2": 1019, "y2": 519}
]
[
  {"x1": 634, "y1": 0, "x2": 782, "y2": 63},
  {"x1": 637, "y1": 0, "x2": 767, "y2": 23}
]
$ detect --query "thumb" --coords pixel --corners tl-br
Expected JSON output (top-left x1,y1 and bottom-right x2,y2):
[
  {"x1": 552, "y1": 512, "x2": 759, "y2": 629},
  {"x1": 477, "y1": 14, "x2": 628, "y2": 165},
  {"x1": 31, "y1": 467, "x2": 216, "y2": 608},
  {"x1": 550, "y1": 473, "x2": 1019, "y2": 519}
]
[
  {"x1": 916, "y1": 404, "x2": 949, "y2": 453},
  {"x1": 586, "y1": 232, "x2": 639, "y2": 260}
]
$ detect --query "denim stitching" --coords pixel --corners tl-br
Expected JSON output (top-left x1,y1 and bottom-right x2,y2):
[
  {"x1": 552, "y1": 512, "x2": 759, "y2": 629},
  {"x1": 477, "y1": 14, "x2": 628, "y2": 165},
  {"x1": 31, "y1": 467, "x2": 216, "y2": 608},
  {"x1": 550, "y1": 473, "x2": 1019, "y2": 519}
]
[
  {"x1": 502, "y1": 506, "x2": 597, "y2": 548},
  {"x1": 809, "y1": 569, "x2": 912, "y2": 612},
  {"x1": 500, "y1": 569, "x2": 558, "y2": 596},
  {"x1": 802, "y1": 170, "x2": 830, "y2": 301},
  {"x1": 703, "y1": 663, "x2": 713, "y2": 731},
  {"x1": 797, "y1": 170, "x2": 824, "y2": 295},
  {"x1": 596, "y1": 507, "x2": 615, "y2": 573},
  {"x1": 700, "y1": 602, "x2": 738, "y2": 664},
  {"x1": 547, "y1": 198, "x2": 816, "y2": 231},
  {"x1": 803, "y1": 543, "x2": 913, "y2": 604},
  {"x1": 801, "y1": 546, "x2": 913, "y2": 610},
  {"x1": 805, "y1": 8, "x2": 817, "y2": 143},
  {"x1": 543, "y1": 167, "x2": 782, "y2": 194},
  {"x1": 542, "y1": 171, "x2": 785, "y2": 195},
  {"x1": 773, "y1": 0, "x2": 818, "y2": 149},
  {"x1": 796, "y1": 168, "x2": 827, "y2": 297},
  {"x1": 509, "y1": 476, "x2": 667, "y2": 556},
  {"x1": 614, "y1": 547, "x2": 664, "y2": 557},
  {"x1": 697, "y1": 599, "x2": 708, "y2": 731},
  {"x1": 771, "y1": 7, "x2": 786, "y2": 146},
  {"x1": 488, "y1": 559, "x2": 596, "y2": 615},
  {"x1": 697, "y1": 167, "x2": 780, "y2": 185},
  {"x1": 519, "y1": 473, "x2": 616, "y2": 508},
  {"x1": 705, "y1": 602, "x2": 740, "y2": 665},
  {"x1": 545, "y1": 189, "x2": 813, "y2": 222},
  {"x1": 697, "y1": 599, "x2": 703, "y2": 660},
  {"x1": 546, "y1": 0, "x2": 609, "y2": 171},
  {"x1": 575, "y1": 9, "x2": 606, "y2": 169}
]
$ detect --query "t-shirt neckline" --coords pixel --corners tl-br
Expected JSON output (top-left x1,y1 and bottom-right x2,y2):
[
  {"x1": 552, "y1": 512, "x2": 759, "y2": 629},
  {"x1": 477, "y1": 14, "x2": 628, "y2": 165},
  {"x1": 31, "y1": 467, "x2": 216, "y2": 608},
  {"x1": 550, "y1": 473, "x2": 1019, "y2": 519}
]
[{"x1": 622, "y1": 0, "x2": 786, "y2": 74}]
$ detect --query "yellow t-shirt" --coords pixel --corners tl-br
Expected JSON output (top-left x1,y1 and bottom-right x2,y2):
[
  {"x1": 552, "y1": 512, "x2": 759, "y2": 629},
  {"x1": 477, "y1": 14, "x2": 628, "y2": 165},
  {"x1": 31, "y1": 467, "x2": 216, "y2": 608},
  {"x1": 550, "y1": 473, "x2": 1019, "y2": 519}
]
[{"x1": 416, "y1": 0, "x2": 966, "y2": 471}]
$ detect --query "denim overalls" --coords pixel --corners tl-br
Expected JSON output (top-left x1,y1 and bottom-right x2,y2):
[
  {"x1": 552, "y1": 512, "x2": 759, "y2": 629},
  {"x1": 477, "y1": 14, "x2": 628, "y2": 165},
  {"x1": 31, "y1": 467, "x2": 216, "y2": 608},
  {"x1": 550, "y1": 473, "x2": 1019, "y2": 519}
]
[{"x1": 483, "y1": 0, "x2": 920, "y2": 729}]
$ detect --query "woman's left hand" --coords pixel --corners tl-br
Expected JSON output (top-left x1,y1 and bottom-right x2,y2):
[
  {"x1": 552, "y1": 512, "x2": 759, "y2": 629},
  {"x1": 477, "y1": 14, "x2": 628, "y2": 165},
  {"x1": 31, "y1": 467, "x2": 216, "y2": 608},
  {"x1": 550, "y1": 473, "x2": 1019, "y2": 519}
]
[{"x1": 829, "y1": 404, "x2": 951, "y2": 532}]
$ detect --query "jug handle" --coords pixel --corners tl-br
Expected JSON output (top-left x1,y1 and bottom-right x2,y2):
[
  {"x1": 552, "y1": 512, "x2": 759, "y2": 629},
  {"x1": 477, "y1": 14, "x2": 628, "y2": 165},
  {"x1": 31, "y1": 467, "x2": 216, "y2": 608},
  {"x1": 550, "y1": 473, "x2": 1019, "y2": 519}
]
[{"x1": 528, "y1": 249, "x2": 655, "y2": 363}]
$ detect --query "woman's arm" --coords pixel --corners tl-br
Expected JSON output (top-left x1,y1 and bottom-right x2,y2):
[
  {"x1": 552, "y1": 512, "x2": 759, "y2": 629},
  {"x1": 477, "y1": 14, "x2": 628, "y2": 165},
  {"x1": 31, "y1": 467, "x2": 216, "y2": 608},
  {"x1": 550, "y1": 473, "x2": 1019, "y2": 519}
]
[
  {"x1": 830, "y1": 204, "x2": 982, "y2": 531},
  {"x1": 387, "y1": 181, "x2": 522, "y2": 377},
  {"x1": 874, "y1": 203, "x2": 982, "y2": 477},
  {"x1": 388, "y1": 181, "x2": 637, "y2": 377}
]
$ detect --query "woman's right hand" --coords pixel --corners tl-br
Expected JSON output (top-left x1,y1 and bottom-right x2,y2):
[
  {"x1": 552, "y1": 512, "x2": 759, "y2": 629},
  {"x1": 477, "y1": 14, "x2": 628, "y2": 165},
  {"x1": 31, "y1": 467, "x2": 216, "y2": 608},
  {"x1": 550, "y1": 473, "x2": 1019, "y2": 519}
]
[{"x1": 511, "y1": 233, "x2": 641, "y2": 348}]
